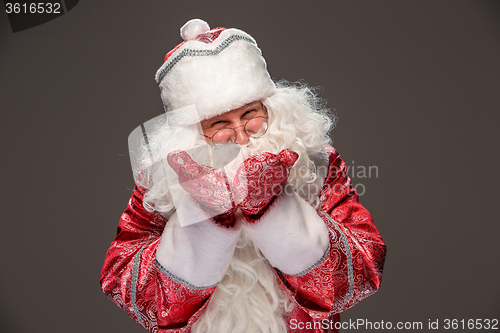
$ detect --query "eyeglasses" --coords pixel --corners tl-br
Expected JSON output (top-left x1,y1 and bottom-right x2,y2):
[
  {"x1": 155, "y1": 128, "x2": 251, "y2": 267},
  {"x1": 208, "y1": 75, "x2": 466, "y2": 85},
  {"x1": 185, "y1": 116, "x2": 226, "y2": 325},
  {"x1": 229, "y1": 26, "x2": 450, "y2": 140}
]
[{"x1": 201, "y1": 108, "x2": 269, "y2": 145}]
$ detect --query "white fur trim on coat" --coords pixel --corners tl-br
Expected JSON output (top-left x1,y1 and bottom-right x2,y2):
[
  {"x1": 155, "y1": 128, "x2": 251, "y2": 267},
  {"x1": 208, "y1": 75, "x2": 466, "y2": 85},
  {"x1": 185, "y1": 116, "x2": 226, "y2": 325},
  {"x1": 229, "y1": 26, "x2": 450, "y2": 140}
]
[
  {"x1": 156, "y1": 194, "x2": 241, "y2": 288},
  {"x1": 242, "y1": 190, "x2": 329, "y2": 275}
]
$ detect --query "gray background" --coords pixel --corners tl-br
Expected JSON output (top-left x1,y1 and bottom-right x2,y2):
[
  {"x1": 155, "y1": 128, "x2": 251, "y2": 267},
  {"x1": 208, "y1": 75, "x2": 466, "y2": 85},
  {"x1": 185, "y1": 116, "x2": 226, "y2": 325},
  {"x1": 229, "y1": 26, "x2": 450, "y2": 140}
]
[{"x1": 1, "y1": 0, "x2": 499, "y2": 332}]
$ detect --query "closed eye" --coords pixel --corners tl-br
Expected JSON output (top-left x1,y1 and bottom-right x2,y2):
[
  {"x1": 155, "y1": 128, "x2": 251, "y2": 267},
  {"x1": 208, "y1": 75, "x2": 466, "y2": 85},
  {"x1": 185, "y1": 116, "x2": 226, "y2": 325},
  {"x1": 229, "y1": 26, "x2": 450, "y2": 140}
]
[
  {"x1": 209, "y1": 120, "x2": 229, "y2": 129},
  {"x1": 242, "y1": 109, "x2": 258, "y2": 120}
]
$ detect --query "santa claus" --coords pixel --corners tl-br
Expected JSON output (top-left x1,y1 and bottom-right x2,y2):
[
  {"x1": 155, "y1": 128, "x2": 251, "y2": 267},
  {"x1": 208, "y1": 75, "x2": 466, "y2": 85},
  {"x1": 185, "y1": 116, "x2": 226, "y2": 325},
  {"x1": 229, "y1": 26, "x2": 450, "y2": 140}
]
[{"x1": 101, "y1": 19, "x2": 386, "y2": 333}]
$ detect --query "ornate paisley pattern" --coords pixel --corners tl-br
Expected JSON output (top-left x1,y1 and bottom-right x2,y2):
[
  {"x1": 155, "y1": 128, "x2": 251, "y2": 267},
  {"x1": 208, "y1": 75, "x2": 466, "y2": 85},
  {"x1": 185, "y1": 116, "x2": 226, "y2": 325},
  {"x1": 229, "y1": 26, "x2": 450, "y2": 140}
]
[
  {"x1": 100, "y1": 146, "x2": 386, "y2": 332},
  {"x1": 100, "y1": 185, "x2": 216, "y2": 332},
  {"x1": 233, "y1": 149, "x2": 299, "y2": 219},
  {"x1": 167, "y1": 150, "x2": 237, "y2": 227}
]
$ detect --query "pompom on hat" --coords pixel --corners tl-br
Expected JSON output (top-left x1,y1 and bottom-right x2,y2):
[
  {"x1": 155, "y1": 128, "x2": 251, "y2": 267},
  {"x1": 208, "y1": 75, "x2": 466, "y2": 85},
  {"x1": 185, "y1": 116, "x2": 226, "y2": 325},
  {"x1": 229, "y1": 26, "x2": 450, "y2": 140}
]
[{"x1": 155, "y1": 19, "x2": 276, "y2": 121}]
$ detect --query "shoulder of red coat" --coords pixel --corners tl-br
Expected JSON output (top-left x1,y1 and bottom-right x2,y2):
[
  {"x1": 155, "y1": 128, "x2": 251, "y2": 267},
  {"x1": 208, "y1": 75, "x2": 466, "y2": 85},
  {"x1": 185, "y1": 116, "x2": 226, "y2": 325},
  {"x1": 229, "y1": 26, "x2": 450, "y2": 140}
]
[{"x1": 325, "y1": 144, "x2": 340, "y2": 160}]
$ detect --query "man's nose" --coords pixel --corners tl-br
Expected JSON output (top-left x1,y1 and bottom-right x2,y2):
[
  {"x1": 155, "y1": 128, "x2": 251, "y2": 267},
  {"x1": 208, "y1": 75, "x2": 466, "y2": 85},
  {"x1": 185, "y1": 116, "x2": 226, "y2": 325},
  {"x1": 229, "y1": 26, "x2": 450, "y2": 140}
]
[{"x1": 234, "y1": 125, "x2": 249, "y2": 145}]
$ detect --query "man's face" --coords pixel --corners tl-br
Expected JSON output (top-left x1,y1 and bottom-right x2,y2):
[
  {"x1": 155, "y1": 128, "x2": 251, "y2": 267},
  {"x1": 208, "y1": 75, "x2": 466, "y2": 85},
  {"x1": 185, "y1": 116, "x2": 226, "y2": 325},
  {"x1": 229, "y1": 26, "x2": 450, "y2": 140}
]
[{"x1": 200, "y1": 101, "x2": 268, "y2": 145}]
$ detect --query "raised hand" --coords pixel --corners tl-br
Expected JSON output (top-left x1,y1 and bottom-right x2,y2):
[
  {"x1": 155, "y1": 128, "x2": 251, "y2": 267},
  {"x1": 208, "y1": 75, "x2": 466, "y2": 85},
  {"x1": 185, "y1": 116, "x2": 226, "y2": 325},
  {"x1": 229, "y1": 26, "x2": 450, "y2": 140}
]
[
  {"x1": 167, "y1": 150, "x2": 237, "y2": 227},
  {"x1": 233, "y1": 149, "x2": 298, "y2": 222}
]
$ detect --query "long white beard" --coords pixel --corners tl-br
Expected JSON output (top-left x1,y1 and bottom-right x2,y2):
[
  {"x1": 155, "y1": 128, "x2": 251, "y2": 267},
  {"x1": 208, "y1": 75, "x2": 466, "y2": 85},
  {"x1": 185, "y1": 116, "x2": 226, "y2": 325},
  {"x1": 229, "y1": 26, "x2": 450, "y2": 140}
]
[
  {"x1": 219, "y1": 136, "x2": 280, "y2": 179},
  {"x1": 150, "y1": 133, "x2": 325, "y2": 332},
  {"x1": 191, "y1": 229, "x2": 293, "y2": 333}
]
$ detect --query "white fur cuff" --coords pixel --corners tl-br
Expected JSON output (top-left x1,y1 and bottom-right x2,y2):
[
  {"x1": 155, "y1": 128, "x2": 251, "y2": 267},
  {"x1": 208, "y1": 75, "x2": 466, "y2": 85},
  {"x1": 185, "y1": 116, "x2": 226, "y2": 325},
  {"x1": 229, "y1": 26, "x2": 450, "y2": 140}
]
[
  {"x1": 242, "y1": 191, "x2": 329, "y2": 275},
  {"x1": 156, "y1": 195, "x2": 241, "y2": 288}
]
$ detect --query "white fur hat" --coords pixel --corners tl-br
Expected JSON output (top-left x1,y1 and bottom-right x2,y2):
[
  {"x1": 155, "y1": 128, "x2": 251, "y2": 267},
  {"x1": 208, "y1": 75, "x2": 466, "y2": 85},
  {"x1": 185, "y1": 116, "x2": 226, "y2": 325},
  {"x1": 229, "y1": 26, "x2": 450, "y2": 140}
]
[{"x1": 155, "y1": 19, "x2": 276, "y2": 121}]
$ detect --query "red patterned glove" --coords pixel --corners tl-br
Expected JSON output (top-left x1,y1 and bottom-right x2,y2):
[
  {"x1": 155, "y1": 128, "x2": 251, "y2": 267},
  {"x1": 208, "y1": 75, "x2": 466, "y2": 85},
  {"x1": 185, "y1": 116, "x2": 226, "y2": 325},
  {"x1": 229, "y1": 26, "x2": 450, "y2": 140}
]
[
  {"x1": 234, "y1": 149, "x2": 299, "y2": 222},
  {"x1": 167, "y1": 150, "x2": 237, "y2": 227}
]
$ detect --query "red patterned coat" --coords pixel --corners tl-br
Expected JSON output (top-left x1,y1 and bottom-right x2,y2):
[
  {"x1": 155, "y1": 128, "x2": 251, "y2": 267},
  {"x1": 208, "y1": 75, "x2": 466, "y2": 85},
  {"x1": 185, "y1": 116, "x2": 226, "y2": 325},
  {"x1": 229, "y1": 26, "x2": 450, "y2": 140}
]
[{"x1": 100, "y1": 146, "x2": 386, "y2": 332}]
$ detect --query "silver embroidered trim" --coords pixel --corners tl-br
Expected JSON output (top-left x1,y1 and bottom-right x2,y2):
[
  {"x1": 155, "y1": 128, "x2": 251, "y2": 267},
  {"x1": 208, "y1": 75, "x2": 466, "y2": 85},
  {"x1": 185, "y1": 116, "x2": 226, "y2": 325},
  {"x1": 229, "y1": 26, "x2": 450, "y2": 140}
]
[
  {"x1": 319, "y1": 211, "x2": 354, "y2": 310},
  {"x1": 131, "y1": 247, "x2": 145, "y2": 326},
  {"x1": 156, "y1": 35, "x2": 256, "y2": 83},
  {"x1": 283, "y1": 245, "x2": 330, "y2": 277},
  {"x1": 156, "y1": 259, "x2": 218, "y2": 290}
]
